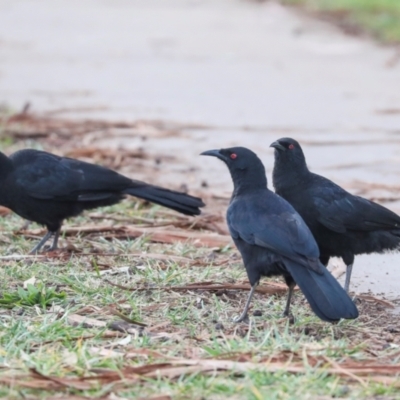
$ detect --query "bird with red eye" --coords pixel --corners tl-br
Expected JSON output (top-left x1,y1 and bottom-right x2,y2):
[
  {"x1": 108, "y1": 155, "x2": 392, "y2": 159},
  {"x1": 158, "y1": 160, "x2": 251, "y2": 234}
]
[
  {"x1": 270, "y1": 138, "x2": 296, "y2": 153},
  {"x1": 200, "y1": 145, "x2": 358, "y2": 323},
  {"x1": 272, "y1": 136, "x2": 400, "y2": 294}
]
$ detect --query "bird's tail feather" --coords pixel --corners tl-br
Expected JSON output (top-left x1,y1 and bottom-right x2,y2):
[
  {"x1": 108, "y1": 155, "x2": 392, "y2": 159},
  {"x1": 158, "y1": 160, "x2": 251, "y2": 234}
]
[
  {"x1": 123, "y1": 183, "x2": 205, "y2": 216},
  {"x1": 284, "y1": 259, "x2": 358, "y2": 322}
]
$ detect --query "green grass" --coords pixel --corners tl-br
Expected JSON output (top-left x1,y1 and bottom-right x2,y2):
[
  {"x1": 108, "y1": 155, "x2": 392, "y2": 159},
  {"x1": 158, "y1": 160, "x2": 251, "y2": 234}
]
[
  {"x1": 0, "y1": 282, "x2": 66, "y2": 308},
  {"x1": 282, "y1": 0, "x2": 400, "y2": 43},
  {"x1": 0, "y1": 200, "x2": 398, "y2": 398}
]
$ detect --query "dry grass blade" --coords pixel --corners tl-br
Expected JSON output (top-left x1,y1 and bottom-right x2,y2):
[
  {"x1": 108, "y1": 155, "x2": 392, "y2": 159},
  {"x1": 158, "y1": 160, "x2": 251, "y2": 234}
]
[
  {"x1": 29, "y1": 369, "x2": 95, "y2": 390},
  {"x1": 88, "y1": 212, "x2": 229, "y2": 235},
  {"x1": 20, "y1": 225, "x2": 232, "y2": 248},
  {"x1": 104, "y1": 279, "x2": 288, "y2": 295},
  {"x1": 66, "y1": 313, "x2": 145, "y2": 333},
  {"x1": 65, "y1": 147, "x2": 146, "y2": 160},
  {"x1": 0, "y1": 254, "x2": 47, "y2": 260},
  {"x1": 321, "y1": 355, "x2": 368, "y2": 387},
  {"x1": 356, "y1": 294, "x2": 395, "y2": 308},
  {"x1": 0, "y1": 375, "x2": 62, "y2": 390},
  {"x1": 44, "y1": 396, "x2": 100, "y2": 400},
  {"x1": 156, "y1": 358, "x2": 400, "y2": 385},
  {"x1": 109, "y1": 308, "x2": 147, "y2": 327},
  {"x1": 126, "y1": 252, "x2": 230, "y2": 267},
  {"x1": 67, "y1": 314, "x2": 108, "y2": 329},
  {"x1": 3, "y1": 357, "x2": 400, "y2": 393},
  {"x1": 137, "y1": 396, "x2": 172, "y2": 400},
  {"x1": 123, "y1": 348, "x2": 177, "y2": 361}
]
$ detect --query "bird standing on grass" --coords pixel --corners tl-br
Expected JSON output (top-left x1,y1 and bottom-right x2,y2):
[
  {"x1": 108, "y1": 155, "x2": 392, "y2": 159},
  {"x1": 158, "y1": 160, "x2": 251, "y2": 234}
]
[
  {"x1": 201, "y1": 146, "x2": 358, "y2": 323},
  {"x1": 271, "y1": 137, "x2": 400, "y2": 293},
  {"x1": 0, "y1": 149, "x2": 204, "y2": 253}
]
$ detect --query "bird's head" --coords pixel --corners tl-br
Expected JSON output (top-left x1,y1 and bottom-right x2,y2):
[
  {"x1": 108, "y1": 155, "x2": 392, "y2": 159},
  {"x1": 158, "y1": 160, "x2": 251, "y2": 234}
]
[
  {"x1": 270, "y1": 137, "x2": 307, "y2": 167},
  {"x1": 200, "y1": 146, "x2": 267, "y2": 191}
]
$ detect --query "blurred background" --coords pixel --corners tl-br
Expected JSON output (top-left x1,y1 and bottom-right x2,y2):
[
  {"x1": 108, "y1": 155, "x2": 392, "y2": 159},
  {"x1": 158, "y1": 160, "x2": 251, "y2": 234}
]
[{"x1": 1, "y1": 0, "x2": 400, "y2": 295}]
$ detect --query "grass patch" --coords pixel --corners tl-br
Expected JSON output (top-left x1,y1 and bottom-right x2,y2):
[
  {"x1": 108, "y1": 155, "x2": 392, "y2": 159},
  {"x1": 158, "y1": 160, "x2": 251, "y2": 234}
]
[
  {"x1": 0, "y1": 199, "x2": 399, "y2": 398},
  {"x1": 282, "y1": 0, "x2": 400, "y2": 43},
  {"x1": 0, "y1": 282, "x2": 66, "y2": 308},
  {"x1": 0, "y1": 113, "x2": 399, "y2": 397}
]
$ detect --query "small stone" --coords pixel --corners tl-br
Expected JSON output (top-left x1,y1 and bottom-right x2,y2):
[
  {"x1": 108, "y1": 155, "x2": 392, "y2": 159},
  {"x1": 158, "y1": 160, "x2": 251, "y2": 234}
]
[
  {"x1": 384, "y1": 333, "x2": 394, "y2": 343},
  {"x1": 215, "y1": 322, "x2": 224, "y2": 330},
  {"x1": 338, "y1": 385, "x2": 350, "y2": 395}
]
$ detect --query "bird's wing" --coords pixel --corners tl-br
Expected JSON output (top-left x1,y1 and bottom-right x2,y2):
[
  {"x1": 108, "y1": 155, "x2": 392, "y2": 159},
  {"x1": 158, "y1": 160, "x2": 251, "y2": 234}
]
[
  {"x1": 311, "y1": 181, "x2": 400, "y2": 232},
  {"x1": 228, "y1": 195, "x2": 322, "y2": 272},
  {"x1": 12, "y1": 152, "x2": 130, "y2": 201}
]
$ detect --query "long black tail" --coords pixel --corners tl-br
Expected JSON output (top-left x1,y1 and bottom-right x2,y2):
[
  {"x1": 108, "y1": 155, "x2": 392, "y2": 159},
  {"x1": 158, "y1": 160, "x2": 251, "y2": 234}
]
[
  {"x1": 284, "y1": 259, "x2": 358, "y2": 322},
  {"x1": 123, "y1": 182, "x2": 205, "y2": 216}
]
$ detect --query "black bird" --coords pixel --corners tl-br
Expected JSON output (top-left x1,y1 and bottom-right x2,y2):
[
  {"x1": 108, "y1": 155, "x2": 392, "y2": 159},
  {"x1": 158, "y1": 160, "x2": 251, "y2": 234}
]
[
  {"x1": 271, "y1": 137, "x2": 400, "y2": 293},
  {"x1": 0, "y1": 149, "x2": 204, "y2": 253},
  {"x1": 201, "y1": 146, "x2": 358, "y2": 322}
]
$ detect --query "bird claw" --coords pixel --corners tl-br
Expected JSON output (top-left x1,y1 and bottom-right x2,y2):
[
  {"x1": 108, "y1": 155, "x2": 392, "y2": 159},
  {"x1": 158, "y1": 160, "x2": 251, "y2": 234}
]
[
  {"x1": 282, "y1": 312, "x2": 295, "y2": 324},
  {"x1": 232, "y1": 314, "x2": 249, "y2": 324},
  {"x1": 44, "y1": 245, "x2": 58, "y2": 252}
]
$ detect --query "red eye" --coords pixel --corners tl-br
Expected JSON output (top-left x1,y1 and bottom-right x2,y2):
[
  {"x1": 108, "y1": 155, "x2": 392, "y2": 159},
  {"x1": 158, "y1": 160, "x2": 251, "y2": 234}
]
[
  {"x1": 288, "y1": 144, "x2": 294, "y2": 150},
  {"x1": 230, "y1": 153, "x2": 237, "y2": 159}
]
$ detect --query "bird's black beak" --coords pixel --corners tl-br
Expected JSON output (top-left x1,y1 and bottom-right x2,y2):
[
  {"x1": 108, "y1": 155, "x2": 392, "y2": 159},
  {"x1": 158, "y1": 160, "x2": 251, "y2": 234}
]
[
  {"x1": 270, "y1": 141, "x2": 286, "y2": 151},
  {"x1": 200, "y1": 149, "x2": 226, "y2": 161}
]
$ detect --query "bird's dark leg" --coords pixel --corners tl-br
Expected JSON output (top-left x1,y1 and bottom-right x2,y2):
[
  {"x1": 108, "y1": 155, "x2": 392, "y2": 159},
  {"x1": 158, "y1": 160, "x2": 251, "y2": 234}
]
[
  {"x1": 48, "y1": 229, "x2": 61, "y2": 251},
  {"x1": 233, "y1": 282, "x2": 258, "y2": 323},
  {"x1": 342, "y1": 254, "x2": 355, "y2": 293},
  {"x1": 29, "y1": 230, "x2": 54, "y2": 254},
  {"x1": 344, "y1": 264, "x2": 353, "y2": 293},
  {"x1": 283, "y1": 278, "x2": 296, "y2": 317}
]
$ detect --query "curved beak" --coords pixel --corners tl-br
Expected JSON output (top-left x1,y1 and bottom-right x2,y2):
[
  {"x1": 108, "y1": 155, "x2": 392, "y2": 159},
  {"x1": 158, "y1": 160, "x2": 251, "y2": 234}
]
[
  {"x1": 270, "y1": 141, "x2": 286, "y2": 151},
  {"x1": 200, "y1": 149, "x2": 226, "y2": 161}
]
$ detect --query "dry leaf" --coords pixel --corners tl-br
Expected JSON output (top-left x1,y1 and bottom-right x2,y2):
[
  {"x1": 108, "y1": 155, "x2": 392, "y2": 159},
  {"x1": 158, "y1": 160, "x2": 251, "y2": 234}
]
[{"x1": 23, "y1": 276, "x2": 36, "y2": 289}]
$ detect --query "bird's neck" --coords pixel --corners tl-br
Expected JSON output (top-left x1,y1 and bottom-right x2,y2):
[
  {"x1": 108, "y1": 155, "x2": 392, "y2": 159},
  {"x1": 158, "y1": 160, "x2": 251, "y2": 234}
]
[
  {"x1": 272, "y1": 162, "x2": 310, "y2": 193},
  {"x1": 231, "y1": 172, "x2": 268, "y2": 198}
]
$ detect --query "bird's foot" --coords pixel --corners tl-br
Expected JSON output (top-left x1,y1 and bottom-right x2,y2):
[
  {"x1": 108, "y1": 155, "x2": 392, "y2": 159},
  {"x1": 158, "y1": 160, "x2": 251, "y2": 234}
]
[
  {"x1": 44, "y1": 244, "x2": 59, "y2": 252},
  {"x1": 233, "y1": 313, "x2": 249, "y2": 324},
  {"x1": 29, "y1": 243, "x2": 60, "y2": 255},
  {"x1": 350, "y1": 293, "x2": 358, "y2": 302},
  {"x1": 282, "y1": 310, "x2": 295, "y2": 324},
  {"x1": 345, "y1": 287, "x2": 358, "y2": 303},
  {"x1": 28, "y1": 231, "x2": 55, "y2": 254}
]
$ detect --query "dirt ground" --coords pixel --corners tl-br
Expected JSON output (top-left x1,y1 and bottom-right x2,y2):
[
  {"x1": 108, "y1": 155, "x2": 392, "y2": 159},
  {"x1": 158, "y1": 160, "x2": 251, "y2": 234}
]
[
  {"x1": 3, "y1": 110, "x2": 400, "y2": 314},
  {"x1": 1, "y1": 101, "x2": 400, "y2": 398}
]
